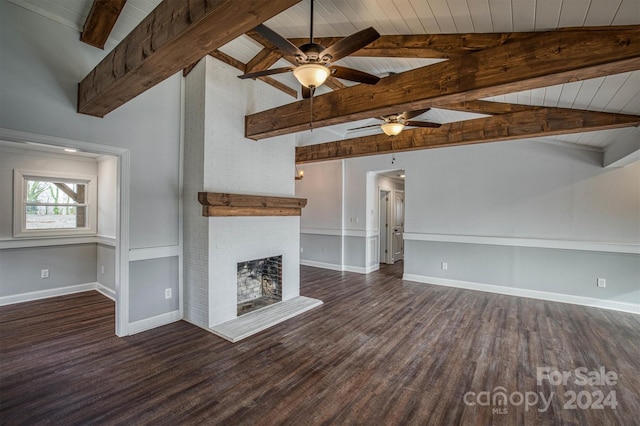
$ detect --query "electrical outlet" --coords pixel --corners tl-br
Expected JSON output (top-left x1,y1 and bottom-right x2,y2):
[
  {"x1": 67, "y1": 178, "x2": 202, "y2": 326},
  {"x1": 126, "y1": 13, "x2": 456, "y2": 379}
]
[
  {"x1": 100, "y1": 265, "x2": 105, "y2": 275},
  {"x1": 300, "y1": 247, "x2": 304, "y2": 253},
  {"x1": 165, "y1": 288, "x2": 172, "y2": 299},
  {"x1": 441, "y1": 262, "x2": 448, "y2": 270},
  {"x1": 597, "y1": 278, "x2": 606, "y2": 288},
  {"x1": 41, "y1": 269, "x2": 49, "y2": 279}
]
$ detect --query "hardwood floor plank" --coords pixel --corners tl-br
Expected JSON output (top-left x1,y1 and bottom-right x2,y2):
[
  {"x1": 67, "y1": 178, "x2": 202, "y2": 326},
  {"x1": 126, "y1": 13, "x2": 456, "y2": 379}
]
[{"x1": 1, "y1": 264, "x2": 638, "y2": 425}]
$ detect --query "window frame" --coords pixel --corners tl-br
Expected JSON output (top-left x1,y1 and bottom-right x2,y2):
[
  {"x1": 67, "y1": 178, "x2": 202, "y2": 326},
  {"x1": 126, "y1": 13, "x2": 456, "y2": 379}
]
[{"x1": 13, "y1": 169, "x2": 98, "y2": 238}]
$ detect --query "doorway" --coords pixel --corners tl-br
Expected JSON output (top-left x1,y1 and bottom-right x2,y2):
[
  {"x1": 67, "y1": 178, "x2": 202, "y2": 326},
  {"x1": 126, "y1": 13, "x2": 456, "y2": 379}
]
[
  {"x1": 0, "y1": 128, "x2": 129, "y2": 336},
  {"x1": 374, "y1": 169, "x2": 405, "y2": 267},
  {"x1": 379, "y1": 189, "x2": 391, "y2": 264},
  {"x1": 392, "y1": 190, "x2": 404, "y2": 262}
]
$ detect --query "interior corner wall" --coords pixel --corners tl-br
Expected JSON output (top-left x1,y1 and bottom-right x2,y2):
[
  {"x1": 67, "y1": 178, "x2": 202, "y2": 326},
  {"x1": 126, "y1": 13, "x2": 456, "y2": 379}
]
[
  {"x1": 0, "y1": 0, "x2": 182, "y2": 328},
  {"x1": 297, "y1": 160, "x2": 344, "y2": 270},
  {"x1": 97, "y1": 156, "x2": 117, "y2": 239},
  {"x1": 183, "y1": 59, "x2": 209, "y2": 328}
]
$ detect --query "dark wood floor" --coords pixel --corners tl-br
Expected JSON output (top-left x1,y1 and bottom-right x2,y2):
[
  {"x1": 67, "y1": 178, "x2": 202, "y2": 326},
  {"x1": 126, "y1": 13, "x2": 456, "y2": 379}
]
[{"x1": 1, "y1": 263, "x2": 639, "y2": 425}]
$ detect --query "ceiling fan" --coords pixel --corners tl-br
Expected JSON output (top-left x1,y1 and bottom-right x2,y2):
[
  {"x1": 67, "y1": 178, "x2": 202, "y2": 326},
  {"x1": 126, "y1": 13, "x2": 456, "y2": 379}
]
[
  {"x1": 238, "y1": 0, "x2": 381, "y2": 98},
  {"x1": 348, "y1": 109, "x2": 442, "y2": 136}
]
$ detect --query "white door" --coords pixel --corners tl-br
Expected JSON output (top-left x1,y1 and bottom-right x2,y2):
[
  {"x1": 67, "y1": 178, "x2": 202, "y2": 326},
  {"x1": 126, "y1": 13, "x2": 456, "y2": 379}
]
[
  {"x1": 392, "y1": 191, "x2": 404, "y2": 262},
  {"x1": 379, "y1": 191, "x2": 389, "y2": 263}
]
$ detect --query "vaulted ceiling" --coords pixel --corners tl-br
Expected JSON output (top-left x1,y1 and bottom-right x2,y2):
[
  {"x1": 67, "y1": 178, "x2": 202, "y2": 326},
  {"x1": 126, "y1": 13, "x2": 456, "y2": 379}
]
[{"x1": 8, "y1": 0, "x2": 640, "y2": 164}]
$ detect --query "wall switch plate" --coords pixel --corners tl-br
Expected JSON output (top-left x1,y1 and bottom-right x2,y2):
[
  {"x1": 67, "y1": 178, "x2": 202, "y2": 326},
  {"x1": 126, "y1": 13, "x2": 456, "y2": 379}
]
[
  {"x1": 165, "y1": 288, "x2": 172, "y2": 299},
  {"x1": 597, "y1": 278, "x2": 606, "y2": 288},
  {"x1": 441, "y1": 262, "x2": 448, "y2": 270},
  {"x1": 100, "y1": 265, "x2": 105, "y2": 275},
  {"x1": 41, "y1": 269, "x2": 49, "y2": 279},
  {"x1": 300, "y1": 247, "x2": 303, "y2": 253}
]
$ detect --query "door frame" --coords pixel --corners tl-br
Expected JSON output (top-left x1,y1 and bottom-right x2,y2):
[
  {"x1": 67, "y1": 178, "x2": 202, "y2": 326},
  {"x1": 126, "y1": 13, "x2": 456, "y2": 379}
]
[
  {"x1": 392, "y1": 189, "x2": 405, "y2": 262},
  {"x1": 378, "y1": 187, "x2": 393, "y2": 264},
  {"x1": 0, "y1": 128, "x2": 130, "y2": 336}
]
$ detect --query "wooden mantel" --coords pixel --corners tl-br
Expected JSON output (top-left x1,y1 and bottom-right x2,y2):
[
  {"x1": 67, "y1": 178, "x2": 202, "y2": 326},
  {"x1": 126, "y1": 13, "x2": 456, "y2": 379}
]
[{"x1": 198, "y1": 192, "x2": 307, "y2": 217}]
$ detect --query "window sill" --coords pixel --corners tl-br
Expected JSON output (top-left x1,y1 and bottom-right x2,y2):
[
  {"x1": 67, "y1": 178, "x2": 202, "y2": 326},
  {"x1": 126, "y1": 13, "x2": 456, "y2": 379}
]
[{"x1": 0, "y1": 235, "x2": 100, "y2": 250}]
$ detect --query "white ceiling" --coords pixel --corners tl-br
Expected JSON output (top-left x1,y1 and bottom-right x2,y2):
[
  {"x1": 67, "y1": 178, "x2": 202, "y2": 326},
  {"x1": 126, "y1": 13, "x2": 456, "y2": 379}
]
[{"x1": 8, "y1": 0, "x2": 640, "y2": 151}]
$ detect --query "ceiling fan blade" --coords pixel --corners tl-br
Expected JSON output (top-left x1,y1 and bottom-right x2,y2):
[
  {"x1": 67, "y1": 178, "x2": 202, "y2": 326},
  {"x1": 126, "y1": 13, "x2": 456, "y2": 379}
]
[
  {"x1": 405, "y1": 121, "x2": 442, "y2": 128},
  {"x1": 319, "y1": 27, "x2": 380, "y2": 62},
  {"x1": 238, "y1": 67, "x2": 294, "y2": 80},
  {"x1": 302, "y1": 85, "x2": 312, "y2": 99},
  {"x1": 330, "y1": 66, "x2": 380, "y2": 85},
  {"x1": 401, "y1": 108, "x2": 431, "y2": 121},
  {"x1": 254, "y1": 24, "x2": 306, "y2": 59},
  {"x1": 348, "y1": 124, "x2": 382, "y2": 131}
]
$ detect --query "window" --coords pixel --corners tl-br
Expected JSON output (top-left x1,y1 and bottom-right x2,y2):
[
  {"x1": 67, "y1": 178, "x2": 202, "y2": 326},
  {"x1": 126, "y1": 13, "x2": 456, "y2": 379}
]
[{"x1": 13, "y1": 170, "x2": 97, "y2": 238}]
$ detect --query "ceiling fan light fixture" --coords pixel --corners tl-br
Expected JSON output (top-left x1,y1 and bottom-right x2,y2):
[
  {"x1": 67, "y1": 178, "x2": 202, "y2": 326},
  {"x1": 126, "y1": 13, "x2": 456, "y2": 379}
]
[
  {"x1": 293, "y1": 63, "x2": 331, "y2": 88},
  {"x1": 381, "y1": 122, "x2": 405, "y2": 136}
]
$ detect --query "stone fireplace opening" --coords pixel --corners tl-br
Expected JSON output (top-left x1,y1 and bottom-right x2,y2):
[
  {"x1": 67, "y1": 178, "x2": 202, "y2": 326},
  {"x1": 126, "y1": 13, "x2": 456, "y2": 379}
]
[{"x1": 237, "y1": 255, "x2": 282, "y2": 316}]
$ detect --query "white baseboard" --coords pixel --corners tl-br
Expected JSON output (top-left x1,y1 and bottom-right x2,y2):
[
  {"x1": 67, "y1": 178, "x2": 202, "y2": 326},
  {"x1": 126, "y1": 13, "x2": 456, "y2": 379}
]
[
  {"x1": 403, "y1": 274, "x2": 640, "y2": 315},
  {"x1": 300, "y1": 259, "x2": 343, "y2": 272},
  {"x1": 343, "y1": 264, "x2": 379, "y2": 274},
  {"x1": 95, "y1": 283, "x2": 116, "y2": 301},
  {"x1": 0, "y1": 282, "x2": 102, "y2": 306},
  {"x1": 300, "y1": 260, "x2": 379, "y2": 274},
  {"x1": 128, "y1": 310, "x2": 181, "y2": 335}
]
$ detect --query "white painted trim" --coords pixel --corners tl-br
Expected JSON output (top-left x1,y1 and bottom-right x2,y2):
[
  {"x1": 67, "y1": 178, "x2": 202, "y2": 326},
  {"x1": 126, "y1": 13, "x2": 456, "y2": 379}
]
[
  {"x1": 403, "y1": 233, "x2": 640, "y2": 254},
  {"x1": 96, "y1": 235, "x2": 116, "y2": 246},
  {"x1": 0, "y1": 236, "x2": 98, "y2": 249},
  {"x1": 116, "y1": 149, "x2": 131, "y2": 337},
  {"x1": 0, "y1": 128, "x2": 129, "y2": 156},
  {"x1": 12, "y1": 169, "x2": 98, "y2": 239},
  {"x1": 300, "y1": 259, "x2": 343, "y2": 271},
  {"x1": 178, "y1": 77, "x2": 185, "y2": 322},
  {"x1": 343, "y1": 229, "x2": 380, "y2": 238},
  {"x1": 300, "y1": 227, "x2": 342, "y2": 236},
  {"x1": 0, "y1": 282, "x2": 106, "y2": 306},
  {"x1": 402, "y1": 274, "x2": 640, "y2": 315},
  {"x1": 128, "y1": 310, "x2": 182, "y2": 335},
  {"x1": 96, "y1": 284, "x2": 116, "y2": 301},
  {"x1": 343, "y1": 264, "x2": 379, "y2": 274},
  {"x1": 129, "y1": 245, "x2": 180, "y2": 262}
]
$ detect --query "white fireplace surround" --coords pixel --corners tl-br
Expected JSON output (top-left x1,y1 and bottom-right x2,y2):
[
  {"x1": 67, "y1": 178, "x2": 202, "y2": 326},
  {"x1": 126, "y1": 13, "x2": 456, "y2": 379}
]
[{"x1": 207, "y1": 216, "x2": 301, "y2": 327}]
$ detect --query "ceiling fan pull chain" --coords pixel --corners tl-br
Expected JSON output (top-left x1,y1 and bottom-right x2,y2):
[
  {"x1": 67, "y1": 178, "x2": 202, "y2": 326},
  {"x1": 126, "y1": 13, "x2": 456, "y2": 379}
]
[{"x1": 309, "y1": 87, "x2": 314, "y2": 131}]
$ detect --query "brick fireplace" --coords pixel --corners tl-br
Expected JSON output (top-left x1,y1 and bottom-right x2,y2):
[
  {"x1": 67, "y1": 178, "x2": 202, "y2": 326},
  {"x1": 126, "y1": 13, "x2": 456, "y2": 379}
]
[
  {"x1": 237, "y1": 255, "x2": 282, "y2": 316},
  {"x1": 183, "y1": 56, "x2": 322, "y2": 342}
]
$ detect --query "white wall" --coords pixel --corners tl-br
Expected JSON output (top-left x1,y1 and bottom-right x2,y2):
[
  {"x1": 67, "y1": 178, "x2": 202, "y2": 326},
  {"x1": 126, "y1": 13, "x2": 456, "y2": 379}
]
[
  {"x1": 296, "y1": 139, "x2": 640, "y2": 312},
  {"x1": 97, "y1": 156, "x2": 117, "y2": 239},
  {"x1": 0, "y1": 0, "x2": 183, "y2": 330},
  {"x1": 298, "y1": 160, "x2": 344, "y2": 269}
]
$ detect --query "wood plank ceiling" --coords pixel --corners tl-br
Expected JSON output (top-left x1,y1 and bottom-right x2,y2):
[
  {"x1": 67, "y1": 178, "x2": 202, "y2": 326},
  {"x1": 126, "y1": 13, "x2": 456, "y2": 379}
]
[{"x1": 9, "y1": 0, "x2": 640, "y2": 159}]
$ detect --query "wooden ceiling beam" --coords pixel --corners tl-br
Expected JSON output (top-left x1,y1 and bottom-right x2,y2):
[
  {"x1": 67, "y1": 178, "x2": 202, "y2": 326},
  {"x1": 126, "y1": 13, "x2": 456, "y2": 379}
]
[
  {"x1": 287, "y1": 26, "x2": 639, "y2": 59},
  {"x1": 80, "y1": 0, "x2": 127, "y2": 49},
  {"x1": 78, "y1": 0, "x2": 301, "y2": 117},
  {"x1": 287, "y1": 32, "x2": 534, "y2": 59},
  {"x1": 247, "y1": 26, "x2": 640, "y2": 140},
  {"x1": 437, "y1": 100, "x2": 543, "y2": 115},
  {"x1": 295, "y1": 108, "x2": 640, "y2": 163},
  {"x1": 246, "y1": 48, "x2": 282, "y2": 74}
]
